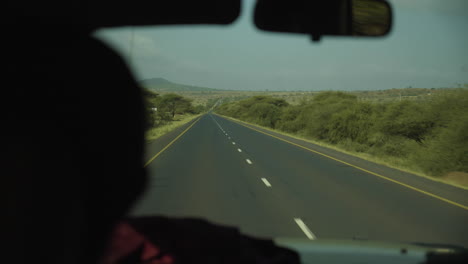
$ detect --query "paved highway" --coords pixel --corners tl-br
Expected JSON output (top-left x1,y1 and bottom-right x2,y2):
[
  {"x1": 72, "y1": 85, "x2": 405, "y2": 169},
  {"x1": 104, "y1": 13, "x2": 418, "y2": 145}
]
[{"x1": 132, "y1": 113, "x2": 468, "y2": 247}]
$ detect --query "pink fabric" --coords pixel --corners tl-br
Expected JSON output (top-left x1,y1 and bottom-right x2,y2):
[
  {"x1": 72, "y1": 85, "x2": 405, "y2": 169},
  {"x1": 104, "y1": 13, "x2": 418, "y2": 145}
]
[{"x1": 101, "y1": 222, "x2": 174, "y2": 264}]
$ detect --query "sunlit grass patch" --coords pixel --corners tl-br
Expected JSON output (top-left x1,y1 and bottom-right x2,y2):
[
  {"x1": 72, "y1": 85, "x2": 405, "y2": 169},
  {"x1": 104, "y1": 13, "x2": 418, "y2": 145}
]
[
  {"x1": 145, "y1": 114, "x2": 202, "y2": 143},
  {"x1": 442, "y1": 172, "x2": 468, "y2": 188}
]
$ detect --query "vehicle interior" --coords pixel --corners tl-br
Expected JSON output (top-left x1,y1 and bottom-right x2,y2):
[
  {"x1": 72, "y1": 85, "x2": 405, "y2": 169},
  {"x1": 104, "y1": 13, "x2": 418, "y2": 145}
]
[{"x1": 2, "y1": 0, "x2": 467, "y2": 263}]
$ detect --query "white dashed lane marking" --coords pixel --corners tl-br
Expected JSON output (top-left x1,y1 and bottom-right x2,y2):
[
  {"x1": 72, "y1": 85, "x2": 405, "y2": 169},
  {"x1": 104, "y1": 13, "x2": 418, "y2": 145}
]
[
  {"x1": 294, "y1": 218, "x2": 316, "y2": 240},
  {"x1": 261, "y1": 178, "x2": 272, "y2": 187}
]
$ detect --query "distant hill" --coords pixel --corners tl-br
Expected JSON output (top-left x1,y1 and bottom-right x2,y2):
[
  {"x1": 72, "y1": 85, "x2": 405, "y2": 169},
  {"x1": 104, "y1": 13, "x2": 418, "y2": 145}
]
[{"x1": 139, "y1": 78, "x2": 221, "y2": 92}]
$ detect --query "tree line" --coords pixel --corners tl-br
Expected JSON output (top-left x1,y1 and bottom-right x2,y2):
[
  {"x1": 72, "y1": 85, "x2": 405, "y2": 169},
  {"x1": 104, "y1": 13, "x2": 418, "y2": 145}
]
[
  {"x1": 215, "y1": 90, "x2": 468, "y2": 177},
  {"x1": 143, "y1": 90, "x2": 204, "y2": 128}
]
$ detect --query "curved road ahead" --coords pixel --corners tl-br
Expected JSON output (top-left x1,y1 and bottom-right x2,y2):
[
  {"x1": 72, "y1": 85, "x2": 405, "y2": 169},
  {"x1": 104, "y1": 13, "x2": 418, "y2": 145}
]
[{"x1": 132, "y1": 113, "x2": 468, "y2": 247}]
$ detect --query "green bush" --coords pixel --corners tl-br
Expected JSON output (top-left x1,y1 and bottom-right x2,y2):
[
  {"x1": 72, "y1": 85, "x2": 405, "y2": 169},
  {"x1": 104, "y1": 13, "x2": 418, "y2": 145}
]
[
  {"x1": 325, "y1": 102, "x2": 375, "y2": 144},
  {"x1": 413, "y1": 113, "x2": 468, "y2": 176},
  {"x1": 277, "y1": 106, "x2": 305, "y2": 133},
  {"x1": 300, "y1": 92, "x2": 360, "y2": 141},
  {"x1": 217, "y1": 96, "x2": 288, "y2": 128},
  {"x1": 378, "y1": 101, "x2": 433, "y2": 142},
  {"x1": 249, "y1": 102, "x2": 282, "y2": 128}
]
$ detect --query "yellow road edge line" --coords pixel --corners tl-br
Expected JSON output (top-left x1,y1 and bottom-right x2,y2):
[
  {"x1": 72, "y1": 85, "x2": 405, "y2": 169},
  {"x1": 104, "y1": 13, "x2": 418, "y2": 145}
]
[
  {"x1": 144, "y1": 117, "x2": 202, "y2": 167},
  {"x1": 217, "y1": 114, "x2": 468, "y2": 211}
]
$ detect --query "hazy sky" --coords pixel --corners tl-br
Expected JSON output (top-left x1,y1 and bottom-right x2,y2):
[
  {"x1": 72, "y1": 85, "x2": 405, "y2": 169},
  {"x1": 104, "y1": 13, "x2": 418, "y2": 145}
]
[{"x1": 96, "y1": 0, "x2": 468, "y2": 91}]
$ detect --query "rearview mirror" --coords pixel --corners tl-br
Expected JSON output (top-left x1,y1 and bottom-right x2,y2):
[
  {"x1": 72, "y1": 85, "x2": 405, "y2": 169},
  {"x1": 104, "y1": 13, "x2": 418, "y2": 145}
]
[{"x1": 254, "y1": 0, "x2": 392, "y2": 41}]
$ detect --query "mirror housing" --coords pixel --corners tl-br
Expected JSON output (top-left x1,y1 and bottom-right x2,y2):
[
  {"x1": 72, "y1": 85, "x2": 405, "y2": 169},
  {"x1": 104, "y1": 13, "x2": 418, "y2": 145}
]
[{"x1": 254, "y1": 0, "x2": 392, "y2": 41}]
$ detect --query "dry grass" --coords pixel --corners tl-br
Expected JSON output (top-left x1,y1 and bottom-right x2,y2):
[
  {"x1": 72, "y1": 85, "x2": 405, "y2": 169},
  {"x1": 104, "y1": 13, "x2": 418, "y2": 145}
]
[
  {"x1": 155, "y1": 88, "x2": 456, "y2": 107},
  {"x1": 145, "y1": 114, "x2": 202, "y2": 143},
  {"x1": 442, "y1": 172, "x2": 468, "y2": 188}
]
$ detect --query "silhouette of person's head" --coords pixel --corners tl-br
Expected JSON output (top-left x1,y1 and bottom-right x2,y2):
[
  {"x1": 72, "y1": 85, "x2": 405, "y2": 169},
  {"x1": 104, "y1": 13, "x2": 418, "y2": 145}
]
[{"x1": 2, "y1": 29, "x2": 147, "y2": 264}]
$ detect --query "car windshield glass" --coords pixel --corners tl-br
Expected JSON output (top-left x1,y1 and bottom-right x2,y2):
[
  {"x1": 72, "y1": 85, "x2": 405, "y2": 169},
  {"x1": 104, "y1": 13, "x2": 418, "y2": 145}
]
[{"x1": 95, "y1": 0, "x2": 468, "y2": 247}]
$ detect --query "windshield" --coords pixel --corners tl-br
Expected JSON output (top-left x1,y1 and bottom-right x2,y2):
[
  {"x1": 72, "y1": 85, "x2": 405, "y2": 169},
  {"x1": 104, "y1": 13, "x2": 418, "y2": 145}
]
[{"x1": 95, "y1": 0, "x2": 468, "y2": 247}]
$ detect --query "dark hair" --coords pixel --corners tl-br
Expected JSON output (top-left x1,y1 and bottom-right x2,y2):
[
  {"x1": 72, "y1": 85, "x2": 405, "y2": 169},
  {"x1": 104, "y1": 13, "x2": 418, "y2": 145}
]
[{"x1": 2, "y1": 29, "x2": 147, "y2": 264}]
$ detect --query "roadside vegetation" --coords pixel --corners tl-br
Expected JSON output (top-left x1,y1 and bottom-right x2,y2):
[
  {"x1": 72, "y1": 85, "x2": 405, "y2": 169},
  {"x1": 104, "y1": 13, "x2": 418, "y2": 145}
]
[
  {"x1": 145, "y1": 113, "x2": 202, "y2": 142},
  {"x1": 159, "y1": 87, "x2": 462, "y2": 107},
  {"x1": 143, "y1": 90, "x2": 209, "y2": 142},
  {"x1": 215, "y1": 89, "x2": 468, "y2": 183}
]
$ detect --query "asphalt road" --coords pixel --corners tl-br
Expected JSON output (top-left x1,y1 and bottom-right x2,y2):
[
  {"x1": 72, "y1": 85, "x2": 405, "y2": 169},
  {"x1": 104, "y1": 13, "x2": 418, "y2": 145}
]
[{"x1": 132, "y1": 113, "x2": 468, "y2": 247}]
